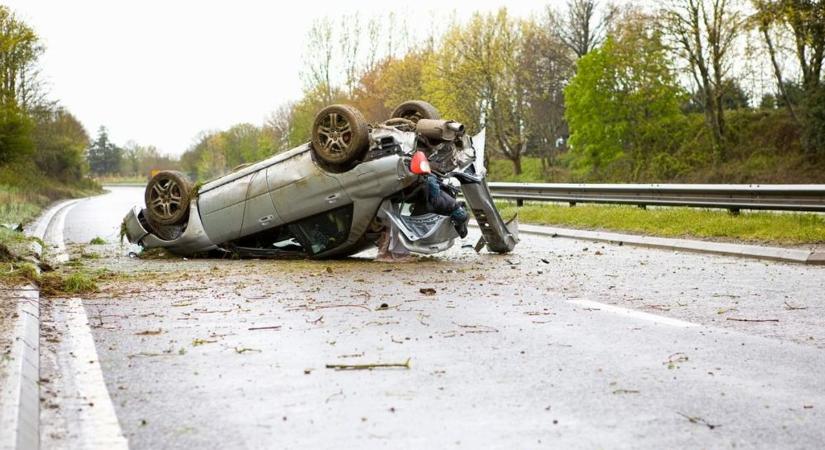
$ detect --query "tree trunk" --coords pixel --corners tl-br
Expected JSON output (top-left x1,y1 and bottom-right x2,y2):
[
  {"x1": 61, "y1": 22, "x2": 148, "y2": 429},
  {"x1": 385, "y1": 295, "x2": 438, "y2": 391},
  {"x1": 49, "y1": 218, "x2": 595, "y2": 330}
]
[{"x1": 511, "y1": 156, "x2": 522, "y2": 175}]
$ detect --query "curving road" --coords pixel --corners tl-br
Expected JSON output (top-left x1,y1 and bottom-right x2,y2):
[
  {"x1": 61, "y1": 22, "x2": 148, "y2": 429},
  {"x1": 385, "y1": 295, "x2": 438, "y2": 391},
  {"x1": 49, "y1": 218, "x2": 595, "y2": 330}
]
[{"x1": 37, "y1": 186, "x2": 825, "y2": 449}]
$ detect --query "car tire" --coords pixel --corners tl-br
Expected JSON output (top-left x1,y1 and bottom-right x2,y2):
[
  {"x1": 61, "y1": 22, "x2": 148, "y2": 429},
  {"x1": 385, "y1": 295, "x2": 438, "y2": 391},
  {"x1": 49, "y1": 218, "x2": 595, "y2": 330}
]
[
  {"x1": 144, "y1": 170, "x2": 193, "y2": 226},
  {"x1": 390, "y1": 100, "x2": 441, "y2": 123},
  {"x1": 311, "y1": 104, "x2": 370, "y2": 166}
]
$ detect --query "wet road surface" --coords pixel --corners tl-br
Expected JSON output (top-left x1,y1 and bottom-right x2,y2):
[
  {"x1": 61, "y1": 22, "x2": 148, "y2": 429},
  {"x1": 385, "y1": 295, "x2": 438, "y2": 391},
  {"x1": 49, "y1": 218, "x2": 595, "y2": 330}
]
[{"x1": 39, "y1": 186, "x2": 825, "y2": 448}]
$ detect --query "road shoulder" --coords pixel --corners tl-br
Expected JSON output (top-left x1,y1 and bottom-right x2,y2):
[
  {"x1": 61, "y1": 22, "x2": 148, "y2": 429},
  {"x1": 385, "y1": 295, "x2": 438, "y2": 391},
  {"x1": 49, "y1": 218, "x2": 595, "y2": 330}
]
[{"x1": 515, "y1": 223, "x2": 824, "y2": 264}]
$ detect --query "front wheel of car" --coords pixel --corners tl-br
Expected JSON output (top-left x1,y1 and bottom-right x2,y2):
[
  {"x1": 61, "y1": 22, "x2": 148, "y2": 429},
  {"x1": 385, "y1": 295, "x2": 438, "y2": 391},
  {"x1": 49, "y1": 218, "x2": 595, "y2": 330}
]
[
  {"x1": 311, "y1": 104, "x2": 369, "y2": 166},
  {"x1": 144, "y1": 170, "x2": 193, "y2": 226}
]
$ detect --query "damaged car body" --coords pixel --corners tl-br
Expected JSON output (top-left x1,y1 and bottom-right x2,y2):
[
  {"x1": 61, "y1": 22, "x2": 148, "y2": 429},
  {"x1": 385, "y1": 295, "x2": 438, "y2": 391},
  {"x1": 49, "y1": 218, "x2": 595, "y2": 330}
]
[{"x1": 122, "y1": 101, "x2": 518, "y2": 259}]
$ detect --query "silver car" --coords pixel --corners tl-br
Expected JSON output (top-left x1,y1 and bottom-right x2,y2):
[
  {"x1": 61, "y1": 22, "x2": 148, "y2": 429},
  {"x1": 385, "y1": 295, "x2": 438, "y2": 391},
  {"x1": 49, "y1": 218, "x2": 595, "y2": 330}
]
[{"x1": 123, "y1": 101, "x2": 518, "y2": 259}]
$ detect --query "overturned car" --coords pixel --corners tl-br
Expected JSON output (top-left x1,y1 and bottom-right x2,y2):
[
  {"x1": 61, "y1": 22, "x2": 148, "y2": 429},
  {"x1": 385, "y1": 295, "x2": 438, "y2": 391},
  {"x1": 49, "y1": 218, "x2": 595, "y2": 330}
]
[{"x1": 122, "y1": 101, "x2": 518, "y2": 259}]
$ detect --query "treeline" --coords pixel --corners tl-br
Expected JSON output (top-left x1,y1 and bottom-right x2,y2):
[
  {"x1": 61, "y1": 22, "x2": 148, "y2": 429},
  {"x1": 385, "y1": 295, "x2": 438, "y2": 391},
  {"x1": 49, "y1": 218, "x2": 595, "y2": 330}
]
[
  {"x1": 0, "y1": 6, "x2": 95, "y2": 196},
  {"x1": 180, "y1": 0, "x2": 824, "y2": 183},
  {"x1": 85, "y1": 126, "x2": 178, "y2": 178}
]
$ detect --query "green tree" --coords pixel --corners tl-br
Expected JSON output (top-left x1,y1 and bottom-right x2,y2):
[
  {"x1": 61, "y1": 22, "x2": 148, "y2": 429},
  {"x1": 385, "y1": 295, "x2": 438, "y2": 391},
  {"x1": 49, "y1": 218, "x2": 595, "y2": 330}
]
[
  {"x1": 424, "y1": 10, "x2": 533, "y2": 174},
  {"x1": 31, "y1": 107, "x2": 89, "y2": 181},
  {"x1": 564, "y1": 11, "x2": 687, "y2": 180},
  {"x1": 0, "y1": 6, "x2": 44, "y2": 109},
  {"x1": 0, "y1": 103, "x2": 33, "y2": 164},
  {"x1": 87, "y1": 126, "x2": 121, "y2": 175}
]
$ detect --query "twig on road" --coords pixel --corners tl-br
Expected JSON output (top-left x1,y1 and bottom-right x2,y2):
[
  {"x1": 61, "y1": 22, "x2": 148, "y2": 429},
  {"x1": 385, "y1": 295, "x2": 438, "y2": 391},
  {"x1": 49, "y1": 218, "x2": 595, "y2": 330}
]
[
  {"x1": 677, "y1": 412, "x2": 720, "y2": 430},
  {"x1": 726, "y1": 318, "x2": 779, "y2": 323},
  {"x1": 234, "y1": 346, "x2": 262, "y2": 354},
  {"x1": 784, "y1": 301, "x2": 808, "y2": 311},
  {"x1": 248, "y1": 325, "x2": 281, "y2": 331},
  {"x1": 453, "y1": 322, "x2": 499, "y2": 333},
  {"x1": 313, "y1": 304, "x2": 371, "y2": 311},
  {"x1": 326, "y1": 358, "x2": 411, "y2": 371}
]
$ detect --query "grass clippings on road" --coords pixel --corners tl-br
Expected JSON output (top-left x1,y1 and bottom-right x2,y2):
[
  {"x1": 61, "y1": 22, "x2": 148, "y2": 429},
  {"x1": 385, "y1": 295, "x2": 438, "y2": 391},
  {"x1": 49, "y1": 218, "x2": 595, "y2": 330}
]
[{"x1": 497, "y1": 202, "x2": 825, "y2": 245}]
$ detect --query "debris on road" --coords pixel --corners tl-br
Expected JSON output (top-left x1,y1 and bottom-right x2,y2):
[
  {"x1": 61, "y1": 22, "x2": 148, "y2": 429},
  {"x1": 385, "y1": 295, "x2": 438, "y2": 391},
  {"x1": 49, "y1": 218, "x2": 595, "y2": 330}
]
[
  {"x1": 247, "y1": 325, "x2": 281, "y2": 331},
  {"x1": 726, "y1": 318, "x2": 779, "y2": 323},
  {"x1": 234, "y1": 346, "x2": 262, "y2": 354},
  {"x1": 134, "y1": 329, "x2": 163, "y2": 336},
  {"x1": 326, "y1": 358, "x2": 412, "y2": 371},
  {"x1": 677, "y1": 412, "x2": 720, "y2": 430},
  {"x1": 784, "y1": 301, "x2": 808, "y2": 311},
  {"x1": 612, "y1": 389, "x2": 640, "y2": 395},
  {"x1": 664, "y1": 353, "x2": 689, "y2": 369},
  {"x1": 419, "y1": 288, "x2": 437, "y2": 295}
]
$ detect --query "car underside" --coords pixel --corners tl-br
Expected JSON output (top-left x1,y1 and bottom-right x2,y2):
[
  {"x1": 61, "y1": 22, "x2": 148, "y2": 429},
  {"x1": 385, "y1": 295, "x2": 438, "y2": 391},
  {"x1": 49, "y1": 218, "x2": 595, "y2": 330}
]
[{"x1": 123, "y1": 100, "x2": 518, "y2": 259}]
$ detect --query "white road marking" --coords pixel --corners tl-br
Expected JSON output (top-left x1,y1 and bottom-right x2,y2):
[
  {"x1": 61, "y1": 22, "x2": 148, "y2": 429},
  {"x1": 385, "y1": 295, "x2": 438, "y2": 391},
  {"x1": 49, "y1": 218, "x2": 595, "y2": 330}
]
[
  {"x1": 42, "y1": 197, "x2": 128, "y2": 448},
  {"x1": 567, "y1": 299, "x2": 699, "y2": 328},
  {"x1": 42, "y1": 199, "x2": 81, "y2": 264},
  {"x1": 63, "y1": 297, "x2": 129, "y2": 449}
]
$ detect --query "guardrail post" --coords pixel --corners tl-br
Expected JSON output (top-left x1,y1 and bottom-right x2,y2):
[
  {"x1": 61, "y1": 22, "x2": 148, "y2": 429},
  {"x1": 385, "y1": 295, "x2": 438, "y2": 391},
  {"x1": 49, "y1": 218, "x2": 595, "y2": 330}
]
[
  {"x1": 569, "y1": 202, "x2": 577, "y2": 207},
  {"x1": 516, "y1": 199, "x2": 524, "y2": 207},
  {"x1": 729, "y1": 208, "x2": 740, "y2": 215}
]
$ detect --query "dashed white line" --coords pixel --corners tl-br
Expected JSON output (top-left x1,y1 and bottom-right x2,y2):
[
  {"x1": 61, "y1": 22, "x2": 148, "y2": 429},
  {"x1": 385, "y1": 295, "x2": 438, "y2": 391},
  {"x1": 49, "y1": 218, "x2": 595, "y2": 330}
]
[{"x1": 567, "y1": 299, "x2": 699, "y2": 328}]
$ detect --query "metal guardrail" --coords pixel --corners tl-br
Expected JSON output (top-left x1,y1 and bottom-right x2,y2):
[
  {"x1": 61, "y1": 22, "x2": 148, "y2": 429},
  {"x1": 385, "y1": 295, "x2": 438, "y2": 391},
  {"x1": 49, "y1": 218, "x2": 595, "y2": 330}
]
[{"x1": 486, "y1": 182, "x2": 825, "y2": 212}]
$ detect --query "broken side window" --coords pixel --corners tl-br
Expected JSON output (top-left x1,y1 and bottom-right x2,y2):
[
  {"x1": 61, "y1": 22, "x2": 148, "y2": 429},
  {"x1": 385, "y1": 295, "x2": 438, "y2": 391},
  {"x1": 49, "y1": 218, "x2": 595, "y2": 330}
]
[{"x1": 291, "y1": 204, "x2": 353, "y2": 255}]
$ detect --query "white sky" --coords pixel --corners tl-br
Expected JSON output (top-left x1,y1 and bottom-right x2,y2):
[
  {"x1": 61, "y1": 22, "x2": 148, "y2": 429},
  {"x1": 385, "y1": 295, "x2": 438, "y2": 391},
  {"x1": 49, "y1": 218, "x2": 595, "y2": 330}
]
[{"x1": 5, "y1": 0, "x2": 550, "y2": 156}]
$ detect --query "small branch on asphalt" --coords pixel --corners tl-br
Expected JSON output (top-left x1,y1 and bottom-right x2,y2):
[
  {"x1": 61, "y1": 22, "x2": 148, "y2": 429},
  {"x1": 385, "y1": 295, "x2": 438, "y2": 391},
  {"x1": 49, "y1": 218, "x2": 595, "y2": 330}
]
[
  {"x1": 135, "y1": 329, "x2": 163, "y2": 336},
  {"x1": 726, "y1": 318, "x2": 779, "y2": 323},
  {"x1": 313, "y1": 304, "x2": 371, "y2": 311},
  {"x1": 453, "y1": 322, "x2": 499, "y2": 333},
  {"x1": 677, "y1": 412, "x2": 720, "y2": 430},
  {"x1": 612, "y1": 389, "x2": 640, "y2": 395},
  {"x1": 325, "y1": 358, "x2": 411, "y2": 371},
  {"x1": 248, "y1": 325, "x2": 281, "y2": 331},
  {"x1": 783, "y1": 301, "x2": 808, "y2": 311},
  {"x1": 234, "y1": 346, "x2": 262, "y2": 354}
]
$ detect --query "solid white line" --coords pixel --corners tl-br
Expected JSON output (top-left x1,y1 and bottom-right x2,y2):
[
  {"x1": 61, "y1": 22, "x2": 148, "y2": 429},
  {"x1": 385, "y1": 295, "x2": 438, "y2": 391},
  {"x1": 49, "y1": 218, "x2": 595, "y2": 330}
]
[
  {"x1": 41, "y1": 197, "x2": 127, "y2": 448},
  {"x1": 43, "y1": 199, "x2": 81, "y2": 264},
  {"x1": 567, "y1": 299, "x2": 699, "y2": 328},
  {"x1": 0, "y1": 289, "x2": 40, "y2": 450},
  {"x1": 63, "y1": 297, "x2": 129, "y2": 449}
]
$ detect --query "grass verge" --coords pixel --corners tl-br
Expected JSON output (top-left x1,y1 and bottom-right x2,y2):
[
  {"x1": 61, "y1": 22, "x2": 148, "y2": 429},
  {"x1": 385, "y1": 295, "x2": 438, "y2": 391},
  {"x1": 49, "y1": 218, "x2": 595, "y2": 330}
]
[{"x1": 497, "y1": 202, "x2": 825, "y2": 246}]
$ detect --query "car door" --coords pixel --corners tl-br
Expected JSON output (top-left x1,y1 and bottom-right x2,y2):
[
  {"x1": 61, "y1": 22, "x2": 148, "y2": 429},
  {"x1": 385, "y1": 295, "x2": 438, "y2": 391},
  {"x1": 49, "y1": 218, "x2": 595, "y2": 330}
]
[{"x1": 266, "y1": 151, "x2": 351, "y2": 224}]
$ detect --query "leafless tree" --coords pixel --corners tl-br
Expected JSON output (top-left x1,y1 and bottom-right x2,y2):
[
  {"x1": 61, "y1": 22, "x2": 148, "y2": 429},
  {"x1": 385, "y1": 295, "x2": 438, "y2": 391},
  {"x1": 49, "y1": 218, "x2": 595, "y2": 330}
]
[
  {"x1": 752, "y1": 0, "x2": 824, "y2": 121},
  {"x1": 665, "y1": 0, "x2": 745, "y2": 159},
  {"x1": 264, "y1": 102, "x2": 295, "y2": 151},
  {"x1": 302, "y1": 18, "x2": 335, "y2": 104},
  {"x1": 557, "y1": 0, "x2": 615, "y2": 58}
]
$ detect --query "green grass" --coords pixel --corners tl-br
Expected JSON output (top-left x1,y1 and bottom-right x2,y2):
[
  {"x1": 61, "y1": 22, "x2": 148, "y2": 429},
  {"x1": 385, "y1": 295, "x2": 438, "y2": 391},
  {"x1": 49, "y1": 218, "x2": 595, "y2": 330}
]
[
  {"x1": 89, "y1": 237, "x2": 106, "y2": 245},
  {"x1": 497, "y1": 202, "x2": 825, "y2": 245},
  {"x1": 39, "y1": 270, "x2": 103, "y2": 296}
]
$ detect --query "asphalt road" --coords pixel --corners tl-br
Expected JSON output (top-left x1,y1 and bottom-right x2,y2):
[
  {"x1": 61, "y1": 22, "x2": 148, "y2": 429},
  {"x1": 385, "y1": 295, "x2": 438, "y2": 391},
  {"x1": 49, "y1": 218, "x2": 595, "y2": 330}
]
[{"x1": 38, "y1": 186, "x2": 825, "y2": 449}]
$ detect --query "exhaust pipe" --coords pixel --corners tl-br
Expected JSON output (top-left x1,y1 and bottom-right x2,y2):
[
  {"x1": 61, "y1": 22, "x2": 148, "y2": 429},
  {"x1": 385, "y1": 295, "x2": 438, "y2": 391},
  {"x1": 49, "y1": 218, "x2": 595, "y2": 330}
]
[{"x1": 416, "y1": 119, "x2": 465, "y2": 141}]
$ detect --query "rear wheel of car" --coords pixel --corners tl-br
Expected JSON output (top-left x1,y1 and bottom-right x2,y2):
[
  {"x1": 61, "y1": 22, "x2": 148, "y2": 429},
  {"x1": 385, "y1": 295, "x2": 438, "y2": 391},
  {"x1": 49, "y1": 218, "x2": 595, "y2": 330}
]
[
  {"x1": 390, "y1": 100, "x2": 441, "y2": 123},
  {"x1": 144, "y1": 170, "x2": 193, "y2": 226},
  {"x1": 311, "y1": 104, "x2": 369, "y2": 166}
]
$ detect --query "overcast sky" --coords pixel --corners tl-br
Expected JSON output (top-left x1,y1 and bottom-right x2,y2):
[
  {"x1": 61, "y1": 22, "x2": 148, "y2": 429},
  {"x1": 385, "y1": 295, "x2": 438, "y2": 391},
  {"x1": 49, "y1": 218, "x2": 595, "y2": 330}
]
[{"x1": 4, "y1": 0, "x2": 551, "y2": 156}]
